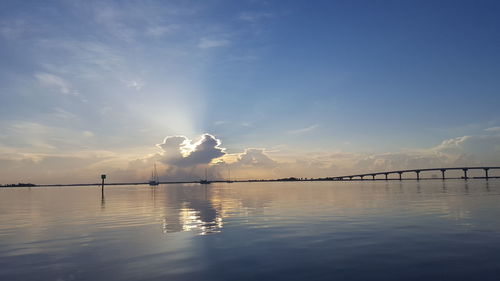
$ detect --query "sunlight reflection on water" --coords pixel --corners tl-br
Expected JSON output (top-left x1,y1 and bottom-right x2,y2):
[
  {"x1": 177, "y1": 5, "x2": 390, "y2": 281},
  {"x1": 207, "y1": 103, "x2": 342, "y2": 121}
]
[{"x1": 0, "y1": 180, "x2": 499, "y2": 281}]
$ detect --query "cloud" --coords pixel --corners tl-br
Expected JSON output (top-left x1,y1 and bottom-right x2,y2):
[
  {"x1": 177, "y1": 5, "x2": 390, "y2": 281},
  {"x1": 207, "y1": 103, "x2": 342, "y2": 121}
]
[
  {"x1": 287, "y1": 124, "x2": 319, "y2": 134},
  {"x1": 151, "y1": 134, "x2": 227, "y2": 181},
  {"x1": 2, "y1": 130, "x2": 500, "y2": 184},
  {"x1": 432, "y1": 135, "x2": 500, "y2": 164},
  {"x1": 432, "y1": 135, "x2": 471, "y2": 154},
  {"x1": 348, "y1": 152, "x2": 449, "y2": 174},
  {"x1": 92, "y1": 4, "x2": 137, "y2": 42},
  {"x1": 125, "y1": 79, "x2": 144, "y2": 90},
  {"x1": 0, "y1": 19, "x2": 29, "y2": 39},
  {"x1": 146, "y1": 25, "x2": 176, "y2": 37},
  {"x1": 0, "y1": 152, "x2": 116, "y2": 184},
  {"x1": 34, "y1": 72, "x2": 79, "y2": 96},
  {"x1": 485, "y1": 127, "x2": 500, "y2": 132},
  {"x1": 37, "y1": 40, "x2": 124, "y2": 74},
  {"x1": 89, "y1": 1, "x2": 192, "y2": 42},
  {"x1": 157, "y1": 136, "x2": 189, "y2": 163},
  {"x1": 214, "y1": 148, "x2": 278, "y2": 180},
  {"x1": 198, "y1": 38, "x2": 229, "y2": 49},
  {"x1": 236, "y1": 148, "x2": 276, "y2": 167},
  {"x1": 224, "y1": 134, "x2": 500, "y2": 180},
  {"x1": 323, "y1": 135, "x2": 500, "y2": 176},
  {"x1": 238, "y1": 12, "x2": 273, "y2": 23},
  {"x1": 83, "y1": 131, "x2": 94, "y2": 137},
  {"x1": 157, "y1": 134, "x2": 225, "y2": 167}
]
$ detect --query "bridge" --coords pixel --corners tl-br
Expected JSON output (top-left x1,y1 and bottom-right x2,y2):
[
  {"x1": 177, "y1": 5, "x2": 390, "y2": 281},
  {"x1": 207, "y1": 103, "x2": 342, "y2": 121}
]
[{"x1": 331, "y1": 166, "x2": 500, "y2": 181}]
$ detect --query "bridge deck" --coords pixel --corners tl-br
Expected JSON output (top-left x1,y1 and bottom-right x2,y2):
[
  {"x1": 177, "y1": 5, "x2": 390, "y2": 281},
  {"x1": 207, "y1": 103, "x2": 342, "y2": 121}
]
[{"x1": 334, "y1": 166, "x2": 500, "y2": 180}]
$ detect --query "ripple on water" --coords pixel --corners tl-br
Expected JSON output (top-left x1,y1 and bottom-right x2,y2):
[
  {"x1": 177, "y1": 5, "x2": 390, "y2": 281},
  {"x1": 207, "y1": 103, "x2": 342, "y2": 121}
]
[{"x1": 0, "y1": 181, "x2": 499, "y2": 281}]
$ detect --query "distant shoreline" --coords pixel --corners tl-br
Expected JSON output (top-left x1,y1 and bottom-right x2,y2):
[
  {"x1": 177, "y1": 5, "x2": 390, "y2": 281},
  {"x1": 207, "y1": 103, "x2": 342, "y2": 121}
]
[{"x1": 2, "y1": 176, "x2": 499, "y2": 188}]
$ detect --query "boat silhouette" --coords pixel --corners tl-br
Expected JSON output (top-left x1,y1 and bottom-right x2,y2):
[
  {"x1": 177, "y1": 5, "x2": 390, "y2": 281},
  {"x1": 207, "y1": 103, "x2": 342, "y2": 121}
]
[
  {"x1": 149, "y1": 163, "x2": 159, "y2": 186},
  {"x1": 200, "y1": 167, "x2": 211, "y2": 184}
]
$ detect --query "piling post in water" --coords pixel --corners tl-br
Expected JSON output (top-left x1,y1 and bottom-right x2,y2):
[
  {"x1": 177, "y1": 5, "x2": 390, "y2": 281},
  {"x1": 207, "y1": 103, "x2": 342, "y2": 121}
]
[
  {"x1": 484, "y1": 168, "x2": 489, "y2": 180},
  {"x1": 441, "y1": 169, "x2": 446, "y2": 180},
  {"x1": 101, "y1": 174, "x2": 106, "y2": 195}
]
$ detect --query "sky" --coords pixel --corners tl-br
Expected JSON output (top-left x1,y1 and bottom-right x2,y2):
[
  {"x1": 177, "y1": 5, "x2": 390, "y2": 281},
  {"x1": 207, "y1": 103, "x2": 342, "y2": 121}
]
[{"x1": 1, "y1": 0, "x2": 500, "y2": 184}]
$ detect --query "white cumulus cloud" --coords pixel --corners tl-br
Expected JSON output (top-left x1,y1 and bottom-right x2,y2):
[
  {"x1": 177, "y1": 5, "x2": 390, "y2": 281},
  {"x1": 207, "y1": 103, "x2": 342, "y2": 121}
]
[{"x1": 157, "y1": 134, "x2": 225, "y2": 167}]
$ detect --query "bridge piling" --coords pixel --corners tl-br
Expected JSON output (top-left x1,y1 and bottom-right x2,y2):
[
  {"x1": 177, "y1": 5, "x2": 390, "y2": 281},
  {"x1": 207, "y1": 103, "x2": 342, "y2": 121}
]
[
  {"x1": 485, "y1": 168, "x2": 489, "y2": 180},
  {"x1": 384, "y1": 173, "x2": 388, "y2": 180},
  {"x1": 398, "y1": 172, "x2": 403, "y2": 181},
  {"x1": 463, "y1": 168, "x2": 468, "y2": 180},
  {"x1": 441, "y1": 169, "x2": 446, "y2": 180},
  {"x1": 416, "y1": 170, "x2": 420, "y2": 181}
]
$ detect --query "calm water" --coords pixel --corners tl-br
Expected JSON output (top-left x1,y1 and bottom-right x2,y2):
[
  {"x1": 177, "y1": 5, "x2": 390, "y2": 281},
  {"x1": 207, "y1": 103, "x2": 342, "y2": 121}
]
[{"x1": 0, "y1": 180, "x2": 499, "y2": 281}]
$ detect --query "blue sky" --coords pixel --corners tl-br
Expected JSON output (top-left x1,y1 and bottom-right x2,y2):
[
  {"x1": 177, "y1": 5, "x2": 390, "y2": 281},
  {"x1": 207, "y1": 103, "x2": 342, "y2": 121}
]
[{"x1": 1, "y1": 0, "x2": 499, "y2": 183}]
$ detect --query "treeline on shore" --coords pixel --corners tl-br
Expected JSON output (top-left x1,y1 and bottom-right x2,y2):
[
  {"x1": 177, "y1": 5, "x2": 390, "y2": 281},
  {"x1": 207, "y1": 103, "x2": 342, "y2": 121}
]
[{"x1": 1, "y1": 183, "x2": 36, "y2": 188}]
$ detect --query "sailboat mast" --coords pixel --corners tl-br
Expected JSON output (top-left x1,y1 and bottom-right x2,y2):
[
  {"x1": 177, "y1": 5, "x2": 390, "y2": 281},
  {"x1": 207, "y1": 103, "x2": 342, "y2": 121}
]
[
  {"x1": 149, "y1": 162, "x2": 160, "y2": 186},
  {"x1": 154, "y1": 163, "x2": 158, "y2": 182}
]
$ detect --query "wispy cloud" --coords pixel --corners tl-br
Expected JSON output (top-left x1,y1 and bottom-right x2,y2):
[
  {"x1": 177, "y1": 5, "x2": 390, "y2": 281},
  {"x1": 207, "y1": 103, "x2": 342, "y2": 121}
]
[
  {"x1": 125, "y1": 79, "x2": 144, "y2": 91},
  {"x1": 287, "y1": 124, "x2": 319, "y2": 134},
  {"x1": 198, "y1": 38, "x2": 229, "y2": 49},
  {"x1": 146, "y1": 25, "x2": 177, "y2": 37},
  {"x1": 0, "y1": 121, "x2": 93, "y2": 153},
  {"x1": 485, "y1": 126, "x2": 500, "y2": 132},
  {"x1": 89, "y1": 0, "x2": 197, "y2": 42},
  {"x1": 0, "y1": 19, "x2": 29, "y2": 39},
  {"x1": 238, "y1": 11, "x2": 273, "y2": 23},
  {"x1": 34, "y1": 72, "x2": 79, "y2": 96}
]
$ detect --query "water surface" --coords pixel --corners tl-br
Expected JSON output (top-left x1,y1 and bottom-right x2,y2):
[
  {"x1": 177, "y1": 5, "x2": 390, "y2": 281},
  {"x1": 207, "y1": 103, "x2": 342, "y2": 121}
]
[{"x1": 1, "y1": 180, "x2": 499, "y2": 280}]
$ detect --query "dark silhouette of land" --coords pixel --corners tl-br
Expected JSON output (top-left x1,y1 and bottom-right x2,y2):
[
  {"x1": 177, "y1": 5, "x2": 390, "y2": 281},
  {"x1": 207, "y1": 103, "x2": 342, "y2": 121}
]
[{"x1": 1, "y1": 183, "x2": 36, "y2": 188}]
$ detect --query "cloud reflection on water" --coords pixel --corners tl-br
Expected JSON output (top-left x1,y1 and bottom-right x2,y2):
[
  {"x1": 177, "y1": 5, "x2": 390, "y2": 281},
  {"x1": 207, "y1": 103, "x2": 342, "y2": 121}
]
[{"x1": 0, "y1": 181, "x2": 499, "y2": 281}]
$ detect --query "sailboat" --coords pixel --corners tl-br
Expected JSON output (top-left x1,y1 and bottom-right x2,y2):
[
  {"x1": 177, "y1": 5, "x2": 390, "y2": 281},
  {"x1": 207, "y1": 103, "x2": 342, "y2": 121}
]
[
  {"x1": 149, "y1": 163, "x2": 159, "y2": 186},
  {"x1": 227, "y1": 166, "x2": 234, "y2": 183},
  {"x1": 199, "y1": 167, "x2": 211, "y2": 184}
]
